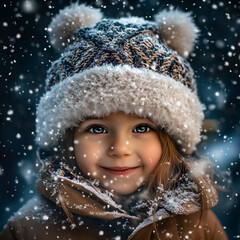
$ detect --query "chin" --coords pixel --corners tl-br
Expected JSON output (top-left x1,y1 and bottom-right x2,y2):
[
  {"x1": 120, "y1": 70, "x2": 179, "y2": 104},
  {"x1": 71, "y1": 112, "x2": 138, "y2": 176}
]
[{"x1": 103, "y1": 182, "x2": 139, "y2": 195}]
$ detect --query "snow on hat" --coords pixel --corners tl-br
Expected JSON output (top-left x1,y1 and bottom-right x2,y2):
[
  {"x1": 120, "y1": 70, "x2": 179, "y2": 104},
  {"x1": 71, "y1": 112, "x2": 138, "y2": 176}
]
[{"x1": 36, "y1": 3, "x2": 204, "y2": 154}]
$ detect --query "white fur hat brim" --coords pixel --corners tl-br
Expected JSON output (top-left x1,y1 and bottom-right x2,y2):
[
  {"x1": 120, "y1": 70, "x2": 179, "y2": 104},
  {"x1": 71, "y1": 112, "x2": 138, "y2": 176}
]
[{"x1": 36, "y1": 65, "x2": 204, "y2": 154}]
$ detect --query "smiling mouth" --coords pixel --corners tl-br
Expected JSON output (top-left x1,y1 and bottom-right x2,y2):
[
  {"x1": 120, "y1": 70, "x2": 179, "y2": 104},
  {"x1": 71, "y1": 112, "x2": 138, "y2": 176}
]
[{"x1": 101, "y1": 166, "x2": 139, "y2": 176}]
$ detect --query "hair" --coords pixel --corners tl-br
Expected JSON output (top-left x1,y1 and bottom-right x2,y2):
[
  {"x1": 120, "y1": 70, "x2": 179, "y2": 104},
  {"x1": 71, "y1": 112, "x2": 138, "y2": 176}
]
[
  {"x1": 144, "y1": 128, "x2": 217, "y2": 239},
  {"x1": 147, "y1": 128, "x2": 184, "y2": 193}
]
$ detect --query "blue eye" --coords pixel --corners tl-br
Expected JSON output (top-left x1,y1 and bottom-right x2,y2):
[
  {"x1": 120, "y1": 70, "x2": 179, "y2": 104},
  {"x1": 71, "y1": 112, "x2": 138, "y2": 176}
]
[
  {"x1": 133, "y1": 125, "x2": 152, "y2": 133},
  {"x1": 88, "y1": 125, "x2": 107, "y2": 134}
]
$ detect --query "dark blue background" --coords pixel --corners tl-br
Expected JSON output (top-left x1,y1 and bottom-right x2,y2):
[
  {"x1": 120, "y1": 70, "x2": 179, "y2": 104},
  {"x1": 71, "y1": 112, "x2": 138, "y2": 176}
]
[{"x1": 0, "y1": 0, "x2": 239, "y2": 238}]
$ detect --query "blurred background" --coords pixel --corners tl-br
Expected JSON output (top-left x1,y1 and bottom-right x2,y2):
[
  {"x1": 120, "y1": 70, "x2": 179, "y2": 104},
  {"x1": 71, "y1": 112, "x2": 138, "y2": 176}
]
[{"x1": 0, "y1": 0, "x2": 239, "y2": 238}]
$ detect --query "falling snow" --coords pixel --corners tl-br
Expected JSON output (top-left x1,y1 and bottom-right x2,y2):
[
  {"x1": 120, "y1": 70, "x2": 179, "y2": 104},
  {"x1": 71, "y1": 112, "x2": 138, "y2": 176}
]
[{"x1": 0, "y1": 0, "x2": 239, "y2": 239}]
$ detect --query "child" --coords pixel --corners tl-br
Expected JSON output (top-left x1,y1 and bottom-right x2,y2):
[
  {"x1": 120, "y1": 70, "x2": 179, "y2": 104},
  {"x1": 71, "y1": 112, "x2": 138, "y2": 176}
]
[{"x1": 0, "y1": 3, "x2": 227, "y2": 240}]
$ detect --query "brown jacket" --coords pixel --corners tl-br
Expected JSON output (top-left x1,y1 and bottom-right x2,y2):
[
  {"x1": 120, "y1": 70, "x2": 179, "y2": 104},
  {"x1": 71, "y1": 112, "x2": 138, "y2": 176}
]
[
  {"x1": 0, "y1": 196, "x2": 227, "y2": 240},
  {"x1": 0, "y1": 157, "x2": 228, "y2": 240}
]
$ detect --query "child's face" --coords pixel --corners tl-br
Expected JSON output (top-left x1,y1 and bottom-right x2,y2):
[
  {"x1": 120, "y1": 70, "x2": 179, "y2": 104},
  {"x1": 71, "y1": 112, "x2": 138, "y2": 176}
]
[{"x1": 74, "y1": 111, "x2": 162, "y2": 195}]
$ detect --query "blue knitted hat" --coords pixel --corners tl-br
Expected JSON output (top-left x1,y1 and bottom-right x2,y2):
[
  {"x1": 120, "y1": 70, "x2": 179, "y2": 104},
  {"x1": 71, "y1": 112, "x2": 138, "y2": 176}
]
[{"x1": 36, "y1": 3, "x2": 204, "y2": 154}]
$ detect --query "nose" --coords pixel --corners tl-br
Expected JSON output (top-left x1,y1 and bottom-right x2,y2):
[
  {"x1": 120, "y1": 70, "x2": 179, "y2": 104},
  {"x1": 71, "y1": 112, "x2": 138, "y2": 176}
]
[{"x1": 107, "y1": 134, "x2": 132, "y2": 158}]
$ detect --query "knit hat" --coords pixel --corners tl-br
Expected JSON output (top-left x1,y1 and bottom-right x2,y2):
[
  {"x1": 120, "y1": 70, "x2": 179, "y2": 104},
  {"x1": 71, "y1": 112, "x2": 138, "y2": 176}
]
[{"x1": 36, "y1": 3, "x2": 204, "y2": 154}]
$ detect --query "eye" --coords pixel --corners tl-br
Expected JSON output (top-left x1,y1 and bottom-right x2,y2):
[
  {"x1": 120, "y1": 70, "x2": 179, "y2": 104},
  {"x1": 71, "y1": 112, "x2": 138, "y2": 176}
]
[
  {"x1": 87, "y1": 125, "x2": 107, "y2": 134},
  {"x1": 133, "y1": 125, "x2": 153, "y2": 133}
]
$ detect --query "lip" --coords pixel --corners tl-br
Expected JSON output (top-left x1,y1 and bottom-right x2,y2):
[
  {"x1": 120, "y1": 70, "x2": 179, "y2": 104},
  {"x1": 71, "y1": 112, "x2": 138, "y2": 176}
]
[{"x1": 101, "y1": 166, "x2": 139, "y2": 176}]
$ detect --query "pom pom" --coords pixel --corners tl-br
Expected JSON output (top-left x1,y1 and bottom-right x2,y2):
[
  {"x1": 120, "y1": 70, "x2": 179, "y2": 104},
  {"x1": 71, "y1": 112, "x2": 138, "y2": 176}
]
[
  {"x1": 154, "y1": 9, "x2": 199, "y2": 58},
  {"x1": 48, "y1": 3, "x2": 103, "y2": 51}
]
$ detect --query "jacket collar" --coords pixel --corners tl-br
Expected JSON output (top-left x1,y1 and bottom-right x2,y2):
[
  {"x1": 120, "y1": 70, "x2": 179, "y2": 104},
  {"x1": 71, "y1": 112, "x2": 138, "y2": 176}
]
[{"x1": 36, "y1": 155, "x2": 218, "y2": 238}]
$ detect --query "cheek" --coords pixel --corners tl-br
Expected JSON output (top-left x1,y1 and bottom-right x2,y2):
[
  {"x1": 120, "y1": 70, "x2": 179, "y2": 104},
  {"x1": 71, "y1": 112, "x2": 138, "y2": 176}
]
[
  {"x1": 140, "y1": 139, "x2": 162, "y2": 170},
  {"x1": 74, "y1": 138, "x2": 103, "y2": 173}
]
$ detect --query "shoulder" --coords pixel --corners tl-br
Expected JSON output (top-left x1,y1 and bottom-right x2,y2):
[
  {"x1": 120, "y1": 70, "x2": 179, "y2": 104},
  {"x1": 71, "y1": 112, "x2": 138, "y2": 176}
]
[
  {"x1": 140, "y1": 210, "x2": 228, "y2": 240},
  {"x1": 0, "y1": 195, "x2": 113, "y2": 240},
  {"x1": 174, "y1": 210, "x2": 228, "y2": 240},
  {"x1": 3, "y1": 194, "x2": 63, "y2": 224},
  {"x1": 0, "y1": 195, "x2": 67, "y2": 240},
  {"x1": 130, "y1": 210, "x2": 227, "y2": 240}
]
